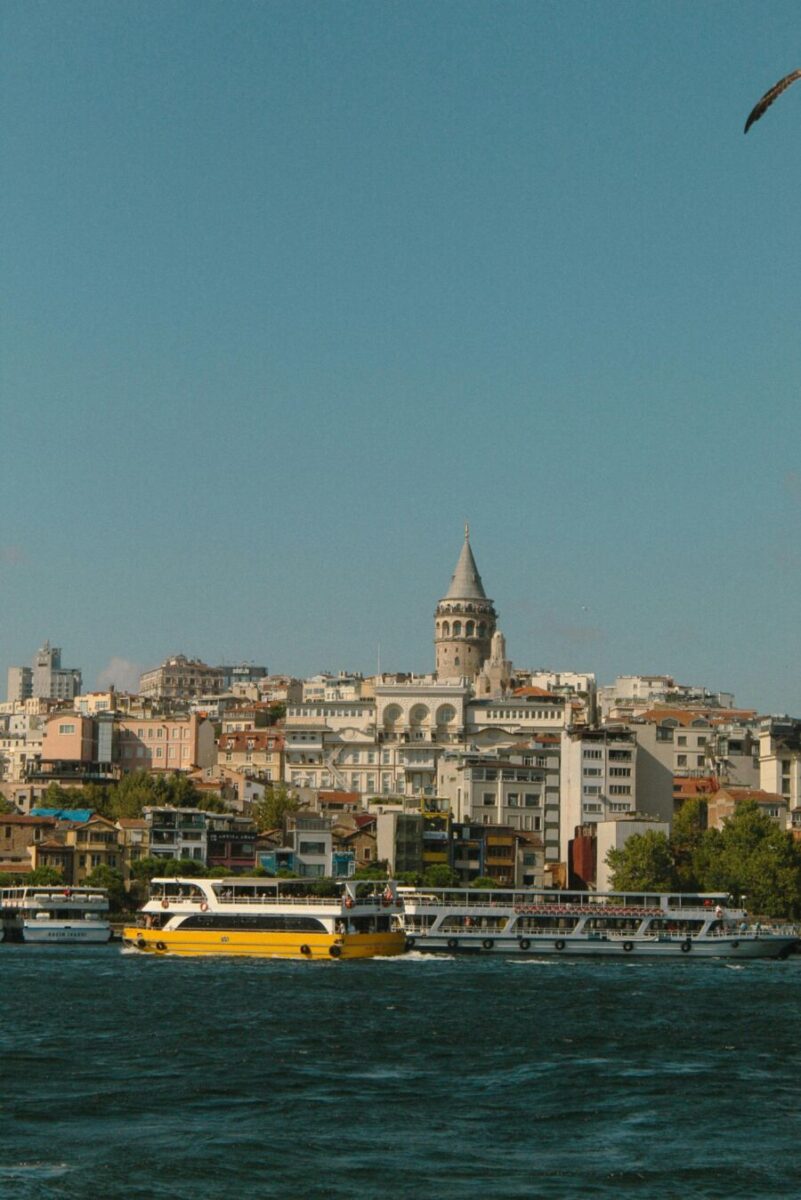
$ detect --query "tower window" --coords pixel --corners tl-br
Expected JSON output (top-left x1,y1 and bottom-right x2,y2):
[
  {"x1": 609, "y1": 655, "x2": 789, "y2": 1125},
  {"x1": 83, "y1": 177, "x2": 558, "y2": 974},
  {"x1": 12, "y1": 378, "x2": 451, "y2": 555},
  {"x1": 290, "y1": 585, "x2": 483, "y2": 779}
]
[
  {"x1": 453, "y1": 621, "x2": 462, "y2": 636},
  {"x1": 466, "y1": 621, "x2": 475, "y2": 637}
]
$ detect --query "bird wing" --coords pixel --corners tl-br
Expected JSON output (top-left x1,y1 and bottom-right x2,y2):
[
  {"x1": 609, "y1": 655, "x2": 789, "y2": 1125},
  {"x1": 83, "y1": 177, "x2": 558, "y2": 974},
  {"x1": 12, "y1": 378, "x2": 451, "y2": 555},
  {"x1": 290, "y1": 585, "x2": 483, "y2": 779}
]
[{"x1": 744, "y1": 68, "x2": 801, "y2": 133}]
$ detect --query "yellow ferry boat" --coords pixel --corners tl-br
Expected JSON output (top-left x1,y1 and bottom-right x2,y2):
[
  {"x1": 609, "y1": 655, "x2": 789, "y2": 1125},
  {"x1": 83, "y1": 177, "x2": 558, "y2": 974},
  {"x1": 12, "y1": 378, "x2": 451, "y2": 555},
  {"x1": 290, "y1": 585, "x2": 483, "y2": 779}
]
[{"x1": 122, "y1": 876, "x2": 406, "y2": 959}]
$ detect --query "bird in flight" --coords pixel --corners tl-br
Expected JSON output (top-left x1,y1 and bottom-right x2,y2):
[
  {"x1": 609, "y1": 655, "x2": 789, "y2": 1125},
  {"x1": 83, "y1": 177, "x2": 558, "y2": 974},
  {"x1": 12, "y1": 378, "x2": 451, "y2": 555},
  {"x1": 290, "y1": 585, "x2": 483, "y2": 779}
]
[{"x1": 744, "y1": 68, "x2": 801, "y2": 133}]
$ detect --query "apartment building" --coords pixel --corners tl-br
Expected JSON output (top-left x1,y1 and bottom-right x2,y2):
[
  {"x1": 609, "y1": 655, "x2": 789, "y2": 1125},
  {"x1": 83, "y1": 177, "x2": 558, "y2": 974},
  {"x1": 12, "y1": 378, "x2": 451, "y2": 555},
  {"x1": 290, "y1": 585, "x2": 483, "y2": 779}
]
[{"x1": 139, "y1": 655, "x2": 225, "y2": 700}]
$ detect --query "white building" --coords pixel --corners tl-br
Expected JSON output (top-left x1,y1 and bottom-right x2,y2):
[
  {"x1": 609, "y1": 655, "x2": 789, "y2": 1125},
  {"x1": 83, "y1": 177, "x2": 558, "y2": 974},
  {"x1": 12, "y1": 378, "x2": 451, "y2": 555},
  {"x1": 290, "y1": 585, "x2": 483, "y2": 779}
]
[
  {"x1": 595, "y1": 817, "x2": 672, "y2": 892},
  {"x1": 759, "y1": 720, "x2": 801, "y2": 816}
]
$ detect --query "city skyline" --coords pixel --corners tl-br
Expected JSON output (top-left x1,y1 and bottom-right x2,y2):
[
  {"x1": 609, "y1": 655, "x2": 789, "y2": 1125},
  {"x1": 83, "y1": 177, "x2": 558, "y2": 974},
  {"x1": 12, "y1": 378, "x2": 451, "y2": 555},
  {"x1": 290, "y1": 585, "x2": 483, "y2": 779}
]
[
  {"x1": 2, "y1": 523, "x2": 796, "y2": 718},
  {"x1": 2, "y1": 3, "x2": 800, "y2": 715}
]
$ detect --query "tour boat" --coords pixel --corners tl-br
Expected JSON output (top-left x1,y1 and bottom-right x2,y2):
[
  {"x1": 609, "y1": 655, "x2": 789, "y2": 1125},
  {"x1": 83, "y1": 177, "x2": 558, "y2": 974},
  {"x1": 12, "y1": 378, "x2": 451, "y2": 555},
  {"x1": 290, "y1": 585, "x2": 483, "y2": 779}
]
[
  {"x1": 399, "y1": 887, "x2": 799, "y2": 959},
  {"x1": 122, "y1": 877, "x2": 407, "y2": 959},
  {"x1": 0, "y1": 886, "x2": 112, "y2": 944}
]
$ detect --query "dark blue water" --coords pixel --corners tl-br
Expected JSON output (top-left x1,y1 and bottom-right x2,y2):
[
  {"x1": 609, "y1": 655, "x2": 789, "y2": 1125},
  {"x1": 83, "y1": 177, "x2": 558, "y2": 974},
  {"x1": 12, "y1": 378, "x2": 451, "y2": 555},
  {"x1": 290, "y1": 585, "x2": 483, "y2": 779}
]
[{"x1": 1, "y1": 946, "x2": 800, "y2": 1200}]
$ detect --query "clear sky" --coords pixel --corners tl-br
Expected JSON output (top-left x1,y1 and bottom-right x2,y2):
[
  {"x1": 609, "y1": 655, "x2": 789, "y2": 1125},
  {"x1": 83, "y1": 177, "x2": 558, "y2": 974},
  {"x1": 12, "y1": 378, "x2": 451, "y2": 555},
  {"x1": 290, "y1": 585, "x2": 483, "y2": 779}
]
[{"x1": 2, "y1": 1, "x2": 800, "y2": 714}]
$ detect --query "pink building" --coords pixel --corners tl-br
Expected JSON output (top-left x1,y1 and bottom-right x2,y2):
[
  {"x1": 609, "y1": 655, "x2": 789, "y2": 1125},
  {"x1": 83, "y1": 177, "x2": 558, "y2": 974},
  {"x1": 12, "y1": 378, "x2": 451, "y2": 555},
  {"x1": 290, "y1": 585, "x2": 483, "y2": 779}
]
[
  {"x1": 41, "y1": 715, "x2": 95, "y2": 763},
  {"x1": 116, "y1": 714, "x2": 215, "y2": 773}
]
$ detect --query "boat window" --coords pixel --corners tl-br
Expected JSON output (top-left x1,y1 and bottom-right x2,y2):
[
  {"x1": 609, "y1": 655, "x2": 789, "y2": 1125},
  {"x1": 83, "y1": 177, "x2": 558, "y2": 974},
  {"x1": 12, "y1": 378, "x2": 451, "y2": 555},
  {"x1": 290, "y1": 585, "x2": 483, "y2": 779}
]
[
  {"x1": 583, "y1": 917, "x2": 643, "y2": 932},
  {"x1": 514, "y1": 915, "x2": 581, "y2": 931},
  {"x1": 646, "y1": 917, "x2": 705, "y2": 933},
  {"x1": 178, "y1": 914, "x2": 327, "y2": 932}
]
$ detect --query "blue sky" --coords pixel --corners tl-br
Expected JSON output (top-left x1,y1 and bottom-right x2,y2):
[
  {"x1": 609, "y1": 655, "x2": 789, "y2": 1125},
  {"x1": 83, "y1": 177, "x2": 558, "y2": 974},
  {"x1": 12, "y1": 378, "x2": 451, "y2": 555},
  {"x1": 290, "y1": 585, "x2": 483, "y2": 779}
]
[{"x1": 2, "y1": 1, "x2": 800, "y2": 713}]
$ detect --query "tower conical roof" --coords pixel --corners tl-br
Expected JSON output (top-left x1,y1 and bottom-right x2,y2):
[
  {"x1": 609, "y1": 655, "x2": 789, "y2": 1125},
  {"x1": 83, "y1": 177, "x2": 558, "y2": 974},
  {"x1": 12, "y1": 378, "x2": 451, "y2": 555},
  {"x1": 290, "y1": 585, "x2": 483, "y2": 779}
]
[{"x1": 443, "y1": 525, "x2": 487, "y2": 601}]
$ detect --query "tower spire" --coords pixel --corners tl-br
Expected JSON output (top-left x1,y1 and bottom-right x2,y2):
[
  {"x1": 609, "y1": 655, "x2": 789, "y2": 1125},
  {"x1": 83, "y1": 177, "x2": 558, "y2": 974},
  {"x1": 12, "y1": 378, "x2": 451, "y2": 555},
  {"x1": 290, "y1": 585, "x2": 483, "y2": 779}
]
[{"x1": 434, "y1": 528, "x2": 497, "y2": 682}]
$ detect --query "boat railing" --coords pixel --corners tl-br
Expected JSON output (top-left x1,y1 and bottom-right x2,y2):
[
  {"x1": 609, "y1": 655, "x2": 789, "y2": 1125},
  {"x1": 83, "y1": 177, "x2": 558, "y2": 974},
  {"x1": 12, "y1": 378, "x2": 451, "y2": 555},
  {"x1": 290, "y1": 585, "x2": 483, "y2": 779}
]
[{"x1": 149, "y1": 892, "x2": 395, "y2": 909}]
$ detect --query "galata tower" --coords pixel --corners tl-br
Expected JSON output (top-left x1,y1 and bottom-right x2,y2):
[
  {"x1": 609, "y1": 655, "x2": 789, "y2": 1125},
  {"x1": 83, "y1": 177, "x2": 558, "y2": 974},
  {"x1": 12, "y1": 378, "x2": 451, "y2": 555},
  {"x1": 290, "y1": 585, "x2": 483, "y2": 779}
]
[{"x1": 434, "y1": 525, "x2": 497, "y2": 682}]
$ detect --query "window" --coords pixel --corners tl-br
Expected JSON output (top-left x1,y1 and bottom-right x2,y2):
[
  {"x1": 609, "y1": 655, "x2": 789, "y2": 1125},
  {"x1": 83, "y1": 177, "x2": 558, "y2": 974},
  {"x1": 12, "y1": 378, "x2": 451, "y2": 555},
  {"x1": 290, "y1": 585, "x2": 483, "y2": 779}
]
[
  {"x1": 677, "y1": 754, "x2": 687, "y2": 767},
  {"x1": 507, "y1": 793, "x2": 519, "y2": 807},
  {"x1": 524, "y1": 795, "x2": 540, "y2": 808},
  {"x1": 677, "y1": 736, "x2": 687, "y2": 747},
  {"x1": 483, "y1": 793, "x2": 494, "y2": 806},
  {"x1": 58, "y1": 723, "x2": 76, "y2": 735}
]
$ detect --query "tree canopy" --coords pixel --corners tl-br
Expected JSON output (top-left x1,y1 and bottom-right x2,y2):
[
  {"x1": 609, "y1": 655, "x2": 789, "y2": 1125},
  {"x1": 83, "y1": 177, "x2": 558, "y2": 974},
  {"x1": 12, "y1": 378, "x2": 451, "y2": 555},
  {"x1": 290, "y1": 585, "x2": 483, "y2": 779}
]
[
  {"x1": 606, "y1": 801, "x2": 801, "y2": 918},
  {"x1": 249, "y1": 784, "x2": 299, "y2": 834},
  {"x1": 35, "y1": 772, "x2": 228, "y2": 821}
]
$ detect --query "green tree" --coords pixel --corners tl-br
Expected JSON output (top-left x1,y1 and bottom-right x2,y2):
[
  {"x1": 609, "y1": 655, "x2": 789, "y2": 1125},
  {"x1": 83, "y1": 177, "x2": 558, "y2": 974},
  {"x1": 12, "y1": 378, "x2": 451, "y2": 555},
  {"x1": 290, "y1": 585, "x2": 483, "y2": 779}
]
[
  {"x1": 470, "y1": 876, "x2": 499, "y2": 888},
  {"x1": 156, "y1": 857, "x2": 206, "y2": 877},
  {"x1": 671, "y1": 798, "x2": 708, "y2": 890},
  {"x1": 605, "y1": 830, "x2": 678, "y2": 892},
  {"x1": 696, "y1": 801, "x2": 801, "y2": 918},
  {"x1": 129, "y1": 856, "x2": 168, "y2": 883},
  {"x1": 25, "y1": 866, "x2": 64, "y2": 885},
  {"x1": 396, "y1": 870, "x2": 424, "y2": 886},
  {"x1": 40, "y1": 783, "x2": 89, "y2": 810},
  {"x1": 306, "y1": 877, "x2": 341, "y2": 897},
  {"x1": 84, "y1": 864, "x2": 127, "y2": 912},
  {"x1": 250, "y1": 784, "x2": 299, "y2": 834},
  {"x1": 354, "y1": 862, "x2": 389, "y2": 880},
  {"x1": 422, "y1": 864, "x2": 459, "y2": 887},
  {"x1": 0, "y1": 792, "x2": 16, "y2": 814}
]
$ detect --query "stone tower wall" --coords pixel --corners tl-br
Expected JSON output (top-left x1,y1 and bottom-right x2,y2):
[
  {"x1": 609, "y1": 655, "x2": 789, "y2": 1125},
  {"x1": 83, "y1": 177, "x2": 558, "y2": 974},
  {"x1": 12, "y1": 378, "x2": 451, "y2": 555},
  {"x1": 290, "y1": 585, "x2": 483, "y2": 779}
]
[{"x1": 434, "y1": 601, "x2": 496, "y2": 682}]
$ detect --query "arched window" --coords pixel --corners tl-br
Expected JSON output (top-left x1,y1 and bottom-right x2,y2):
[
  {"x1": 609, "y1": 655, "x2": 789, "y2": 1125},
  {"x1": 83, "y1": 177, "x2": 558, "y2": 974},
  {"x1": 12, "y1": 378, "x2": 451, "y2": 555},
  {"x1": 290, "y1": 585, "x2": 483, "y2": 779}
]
[
  {"x1": 453, "y1": 620, "x2": 462, "y2": 636},
  {"x1": 442, "y1": 620, "x2": 450, "y2": 637},
  {"x1": 466, "y1": 620, "x2": 475, "y2": 638},
  {"x1": 478, "y1": 622, "x2": 486, "y2": 638}
]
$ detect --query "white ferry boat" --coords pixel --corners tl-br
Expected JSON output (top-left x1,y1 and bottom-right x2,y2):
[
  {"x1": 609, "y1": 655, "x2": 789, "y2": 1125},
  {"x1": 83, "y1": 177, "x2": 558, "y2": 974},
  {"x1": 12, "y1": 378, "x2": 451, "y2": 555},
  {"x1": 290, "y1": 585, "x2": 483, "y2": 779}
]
[
  {"x1": 122, "y1": 877, "x2": 407, "y2": 959},
  {"x1": 0, "y1": 886, "x2": 112, "y2": 944},
  {"x1": 399, "y1": 887, "x2": 799, "y2": 959}
]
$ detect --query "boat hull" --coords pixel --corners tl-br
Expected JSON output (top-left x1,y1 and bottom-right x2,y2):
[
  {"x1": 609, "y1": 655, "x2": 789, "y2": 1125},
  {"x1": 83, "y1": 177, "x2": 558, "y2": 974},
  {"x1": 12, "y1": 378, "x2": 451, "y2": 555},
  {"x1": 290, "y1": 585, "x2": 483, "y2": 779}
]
[
  {"x1": 20, "y1": 922, "x2": 112, "y2": 944},
  {"x1": 405, "y1": 934, "x2": 798, "y2": 960},
  {"x1": 122, "y1": 927, "x2": 407, "y2": 959}
]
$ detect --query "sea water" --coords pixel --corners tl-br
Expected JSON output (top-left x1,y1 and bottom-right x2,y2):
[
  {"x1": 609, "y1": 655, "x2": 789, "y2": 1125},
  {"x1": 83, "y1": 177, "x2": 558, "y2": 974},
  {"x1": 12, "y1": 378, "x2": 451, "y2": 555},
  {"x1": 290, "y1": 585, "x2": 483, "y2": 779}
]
[{"x1": 1, "y1": 946, "x2": 800, "y2": 1199}]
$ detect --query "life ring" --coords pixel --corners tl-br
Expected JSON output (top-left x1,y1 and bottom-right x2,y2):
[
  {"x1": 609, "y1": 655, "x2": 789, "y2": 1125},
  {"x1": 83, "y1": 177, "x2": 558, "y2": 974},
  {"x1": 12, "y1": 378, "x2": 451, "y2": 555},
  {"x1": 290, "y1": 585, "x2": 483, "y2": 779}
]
[
  {"x1": 406, "y1": 937, "x2": 416, "y2": 949},
  {"x1": 623, "y1": 941, "x2": 634, "y2": 953},
  {"x1": 555, "y1": 939, "x2": 566, "y2": 951},
  {"x1": 200, "y1": 902, "x2": 209, "y2": 912},
  {"x1": 136, "y1": 937, "x2": 147, "y2": 950},
  {"x1": 161, "y1": 899, "x2": 169, "y2": 909},
  {"x1": 519, "y1": 938, "x2": 531, "y2": 950},
  {"x1": 299, "y1": 944, "x2": 311, "y2": 956},
  {"x1": 446, "y1": 938, "x2": 458, "y2": 950},
  {"x1": 482, "y1": 938, "x2": 494, "y2": 950},
  {"x1": 681, "y1": 940, "x2": 692, "y2": 953},
  {"x1": 329, "y1": 945, "x2": 342, "y2": 958},
  {"x1": 155, "y1": 941, "x2": 167, "y2": 952}
]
